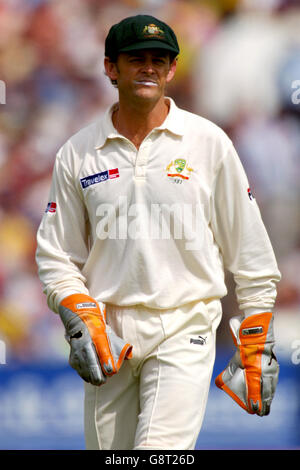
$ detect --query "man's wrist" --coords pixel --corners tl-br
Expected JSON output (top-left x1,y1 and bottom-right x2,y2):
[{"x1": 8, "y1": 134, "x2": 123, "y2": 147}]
[{"x1": 243, "y1": 308, "x2": 273, "y2": 318}]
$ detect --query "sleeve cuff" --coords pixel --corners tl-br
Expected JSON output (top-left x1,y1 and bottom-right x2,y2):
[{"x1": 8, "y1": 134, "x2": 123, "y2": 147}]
[{"x1": 243, "y1": 307, "x2": 273, "y2": 317}]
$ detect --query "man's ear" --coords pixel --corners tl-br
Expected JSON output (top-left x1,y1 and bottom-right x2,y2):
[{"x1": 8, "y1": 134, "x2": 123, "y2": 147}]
[
  {"x1": 166, "y1": 58, "x2": 177, "y2": 84},
  {"x1": 104, "y1": 57, "x2": 118, "y2": 82}
]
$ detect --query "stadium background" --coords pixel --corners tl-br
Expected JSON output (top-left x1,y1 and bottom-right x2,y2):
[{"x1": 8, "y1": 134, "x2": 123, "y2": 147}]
[{"x1": 0, "y1": 0, "x2": 299, "y2": 450}]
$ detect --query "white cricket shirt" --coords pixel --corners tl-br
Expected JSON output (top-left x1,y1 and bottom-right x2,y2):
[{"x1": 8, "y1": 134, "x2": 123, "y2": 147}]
[{"x1": 36, "y1": 98, "x2": 281, "y2": 313}]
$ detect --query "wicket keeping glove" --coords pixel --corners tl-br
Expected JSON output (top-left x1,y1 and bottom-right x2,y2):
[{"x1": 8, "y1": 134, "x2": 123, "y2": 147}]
[
  {"x1": 58, "y1": 294, "x2": 133, "y2": 386},
  {"x1": 215, "y1": 312, "x2": 279, "y2": 416}
]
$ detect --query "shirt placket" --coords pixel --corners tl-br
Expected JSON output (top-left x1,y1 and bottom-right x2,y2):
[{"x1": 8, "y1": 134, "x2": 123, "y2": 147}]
[{"x1": 134, "y1": 140, "x2": 151, "y2": 180}]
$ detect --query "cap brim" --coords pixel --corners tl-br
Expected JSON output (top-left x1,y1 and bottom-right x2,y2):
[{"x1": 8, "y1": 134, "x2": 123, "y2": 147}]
[{"x1": 119, "y1": 40, "x2": 179, "y2": 56}]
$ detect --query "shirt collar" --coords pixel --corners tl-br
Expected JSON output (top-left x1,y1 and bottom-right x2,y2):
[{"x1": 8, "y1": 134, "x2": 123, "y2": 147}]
[
  {"x1": 94, "y1": 97, "x2": 184, "y2": 150},
  {"x1": 155, "y1": 98, "x2": 185, "y2": 137},
  {"x1": 94, "y1": 103, "x2": 121, "y2": 150}
]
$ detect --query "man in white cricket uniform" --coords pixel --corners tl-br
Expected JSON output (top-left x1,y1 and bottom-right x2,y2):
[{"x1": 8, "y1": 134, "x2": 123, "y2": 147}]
[{"x1": 36, "y1": 15, "x2": 281, "y2": 450}]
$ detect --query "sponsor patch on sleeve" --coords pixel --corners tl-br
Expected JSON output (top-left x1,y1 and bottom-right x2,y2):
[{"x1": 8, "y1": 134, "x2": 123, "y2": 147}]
[
  {"x1": 247, "y1": 187, "x2": 255, "y2": 201},
  {"x1": 45, "y1": 202, "x2": 57, "y2": 213}
]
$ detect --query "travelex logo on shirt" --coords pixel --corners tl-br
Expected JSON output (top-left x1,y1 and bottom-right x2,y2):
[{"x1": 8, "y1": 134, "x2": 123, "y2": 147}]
[{"x1": 80, "y1": 168, "x2": 119, "y2": 189}]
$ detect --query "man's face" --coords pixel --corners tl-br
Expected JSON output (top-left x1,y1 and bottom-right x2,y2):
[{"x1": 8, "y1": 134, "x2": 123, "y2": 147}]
[{"x1": 105, "y1": 49, "x2": 177, "y2": 104}]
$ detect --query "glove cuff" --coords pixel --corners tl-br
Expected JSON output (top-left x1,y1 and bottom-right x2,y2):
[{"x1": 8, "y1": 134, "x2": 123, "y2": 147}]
[
  {"x1": 60, "y1": 293, "x2": 105, "y2": 316},
  {"x1": 238, "y1": 312, "x2": 273, "y2": 346}
]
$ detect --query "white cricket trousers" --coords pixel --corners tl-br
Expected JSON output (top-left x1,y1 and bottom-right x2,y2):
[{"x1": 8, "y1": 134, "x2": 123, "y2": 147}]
[{"x1": 84, "y1": 298, "x2": 222, "y2": 450}]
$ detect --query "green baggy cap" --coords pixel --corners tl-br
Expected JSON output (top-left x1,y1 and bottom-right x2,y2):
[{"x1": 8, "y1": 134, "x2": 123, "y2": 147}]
[{"x1": 105, "y1": 15, "x2": 180, "y2": 61}]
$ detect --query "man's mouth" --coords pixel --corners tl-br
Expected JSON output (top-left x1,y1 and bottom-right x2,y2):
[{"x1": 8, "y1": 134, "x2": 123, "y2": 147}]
[{"x1": 133, "y1": 80, "x2": 158, "y2": 87}]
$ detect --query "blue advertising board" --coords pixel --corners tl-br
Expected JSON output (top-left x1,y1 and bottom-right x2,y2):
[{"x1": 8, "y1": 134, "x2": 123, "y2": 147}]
[
  {"x1": 0, "y1": 363, "x2": 85, "y2": 450},
  {"x1": 0, "y1": 349, "x2": 299, "y2": 450}
]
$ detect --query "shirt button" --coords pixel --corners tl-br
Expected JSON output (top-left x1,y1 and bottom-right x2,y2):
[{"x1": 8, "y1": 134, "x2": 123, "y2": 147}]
[{"x1": 135, "y1": 166, "x2": 145, "y2": 177}]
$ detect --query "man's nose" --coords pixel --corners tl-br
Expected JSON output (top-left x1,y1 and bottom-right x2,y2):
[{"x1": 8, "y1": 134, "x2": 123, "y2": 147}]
[{"x1": 141, "y1": 60, "x2": 155, "y2": 73}]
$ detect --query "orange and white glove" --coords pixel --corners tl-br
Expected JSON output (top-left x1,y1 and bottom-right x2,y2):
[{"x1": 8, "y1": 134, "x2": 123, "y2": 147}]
[
  {"x1": 215, "y1": 312, "x2": 279, "y2": 416},
  {"x1": 58, "y1": 294, "x2": 132, "y2": 386}
]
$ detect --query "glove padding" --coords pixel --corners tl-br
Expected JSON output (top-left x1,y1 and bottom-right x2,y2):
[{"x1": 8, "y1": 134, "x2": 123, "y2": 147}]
[
  {"x1": 215, "y1": 312, "x2": 279, "y2": 416},
  {"x1": 58, "y1": 294, "x2": 133, "y2": 386}
]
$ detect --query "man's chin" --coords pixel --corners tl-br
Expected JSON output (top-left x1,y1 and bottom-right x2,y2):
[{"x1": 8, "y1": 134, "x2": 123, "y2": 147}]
[{"x1": 132, "y1": 86, "x2": 162, "y2": 102}]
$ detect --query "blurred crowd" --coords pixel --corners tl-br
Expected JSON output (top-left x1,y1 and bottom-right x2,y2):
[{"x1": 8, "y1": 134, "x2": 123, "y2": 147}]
[{"x1": 0, "y1": 0, "x2": 299, "y2": 363}]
